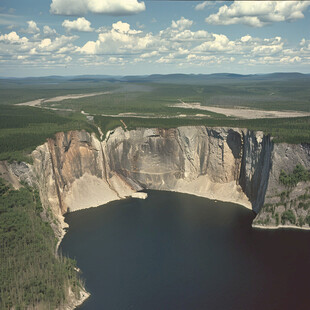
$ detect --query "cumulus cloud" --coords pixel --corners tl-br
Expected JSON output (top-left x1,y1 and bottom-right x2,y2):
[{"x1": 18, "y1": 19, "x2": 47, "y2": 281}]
[
  {"x1": 171, "y1": 17, "x2": 193, "y2": 31},
  {"x1": 39, "y1": 38, "x2": 52, "y2": 49},
  {"x1": 0, "y1": 31, "x2": 28, "y2": 43},
  {"x1": 23, "y1": 20, "x2": 40, "y2": 33},
  {"x1": 159, "y1": 17, "x2": 211, "y2": 44},
  {"x1": 62, "y1": 17, "x2": 94, "y2": 32},
  {"x1": 1, "y1": 16, "x2": 308, "y2": 70},
  {"x1": 50, "y1": 0, "x2": 145, "y2": 16},
  {"x1": 78, "y1": 21, "x2": 151, "y2": 55},
  {"x1": 205, "y1": 1, "x2": 310, "y2": 27},
  {"x1": 43, "y1": 25, "x2": 57, "y2": 37},
  {"x1": 194, "y1": 34, "x2": 236, "y2": 52},
  {"x1": 300, "y1": 38, "x2": 310, "y2": 52},
  {"x1": 35, "y1": 35, "x2": 78, "y2": 53}
]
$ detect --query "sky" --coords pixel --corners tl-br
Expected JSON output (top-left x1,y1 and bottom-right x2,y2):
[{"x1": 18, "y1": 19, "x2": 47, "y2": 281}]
[{"x1": 0, "y1": 0, "x2": 310, "y2": 77}]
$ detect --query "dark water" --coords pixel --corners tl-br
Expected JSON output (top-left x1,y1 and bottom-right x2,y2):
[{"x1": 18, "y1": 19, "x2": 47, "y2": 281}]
[{"x1": 60, "y1": 191, "x2": 310, "y2": 310}]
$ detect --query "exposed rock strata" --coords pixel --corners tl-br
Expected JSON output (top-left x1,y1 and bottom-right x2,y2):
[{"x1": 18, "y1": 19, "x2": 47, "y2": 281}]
[{"x1": 32, "y1": 127, "x2": 272, "y2": 217}]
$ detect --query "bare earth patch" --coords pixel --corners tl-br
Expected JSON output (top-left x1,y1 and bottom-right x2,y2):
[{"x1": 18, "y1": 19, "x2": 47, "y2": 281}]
[
  {"x1": 174, "y1": 101, "x2": 310, "y2": 119},
  {"x1": 16, "y1": 91, "x2": 110, "y2": 107}
]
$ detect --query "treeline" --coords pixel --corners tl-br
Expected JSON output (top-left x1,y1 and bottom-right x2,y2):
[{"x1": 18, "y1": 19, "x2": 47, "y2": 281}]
[
  {"x1": 94, "y1": 115, "x2": 310, "y2": 145},
  {"x1": 279, "y1": 164, "x2": 310, "y2": 187},
  {"x1": 0, "y1": 179, "x2": 83, "y2": 309}
]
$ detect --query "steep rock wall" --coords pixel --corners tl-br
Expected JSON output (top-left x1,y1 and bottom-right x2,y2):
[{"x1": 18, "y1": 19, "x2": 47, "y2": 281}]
[
  {"x1": 32, "y1": 127, "x2": 272, "y2": 218},
  {"x1": 32, "y1": 131, "x2": 139, "y2": 217}
]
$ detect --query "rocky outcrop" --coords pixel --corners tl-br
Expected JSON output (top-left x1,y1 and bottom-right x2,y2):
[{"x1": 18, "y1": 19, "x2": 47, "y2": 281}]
[
  {"x1": 0, "y1": 161, "x2": 33, "y2": 189},
  {"x1": 253, "y1": 143, "x2": 310, "y2": 228}
]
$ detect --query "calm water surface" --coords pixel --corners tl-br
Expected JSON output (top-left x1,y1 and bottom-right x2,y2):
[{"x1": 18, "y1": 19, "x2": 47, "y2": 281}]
[{"x1": 60, "y1": 191, "x2": 310, "y2": 310}]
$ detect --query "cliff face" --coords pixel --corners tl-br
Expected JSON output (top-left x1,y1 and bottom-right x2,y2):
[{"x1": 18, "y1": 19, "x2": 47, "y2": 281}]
[
  {"x1": 32, "y1": 131, "x2": 138, "y2": 218},
  {"x1": 31, "y1": 126, "x2": 310, "y2": 229},
  {"x1": 105, "y1": 127, "x2": 273, "y2": 210},
  {"x1": 32, "y1": 126, "x2": 273, "y2": 217},
  {"x1": 253, "y1": 143, "x2": 310, "y2": 228}
]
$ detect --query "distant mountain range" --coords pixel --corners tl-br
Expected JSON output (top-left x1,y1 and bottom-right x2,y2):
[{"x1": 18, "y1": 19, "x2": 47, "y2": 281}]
[{"x1": 1, "y1": 72, "x2": 310, "y2": 85}]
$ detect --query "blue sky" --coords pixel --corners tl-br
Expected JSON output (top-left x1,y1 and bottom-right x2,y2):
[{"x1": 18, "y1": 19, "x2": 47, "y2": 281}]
[{"x1": 0, "y1": 0, "x2": 309, "y2": 77}]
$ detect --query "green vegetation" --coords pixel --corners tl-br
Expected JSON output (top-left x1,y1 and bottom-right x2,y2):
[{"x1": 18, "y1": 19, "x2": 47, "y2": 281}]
[
  {"x1": 298, "y1": 201, "x2": 310, "y2": 210},
  {"x1": 298, "y1": 193, "x2": 310, "y2": 201},
  {"x1": 0, "y1": 78, "x2": 114, "y2": 105},
  {"x1": 0, "y1": 105, "x2": 97, "y2": 162},
  {"x1": 3, "y1": 77, "x2": 309, "y2": 112},
  {"x1": 279, "y1": 164, "x2": 310, "y2": 187},
  {"x1": 275, "y1": 213, "x2": 280, "y2": 226},
  {"x1": 258, "y1": 186, "x2": 310, "y2": 227},
  {"x1": 94, "y1": 115, "x2": 310, "y2": 144},
  {"x1": 0, "y1": 178, "x2": 83, "y2": 309},
  {"x1": 281, "y1": 210, "x2": 296, "y2": 225},
  {"x1": 1, "y1": 75, "x2": 310, "y2": 160}
]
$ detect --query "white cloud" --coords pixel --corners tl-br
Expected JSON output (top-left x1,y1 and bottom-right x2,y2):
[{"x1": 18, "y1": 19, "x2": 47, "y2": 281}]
[
  {"x1": 35, "y1": 35, "x2": 78, "y2": 53},
  {"x1": 79, "y1": 40, "x2": 98, "y2": 55},
  {"x1": 62, "y1": 17, "x2": 94, "y2": 32},
  {"x1": 251, "y1": 37, "x2": 283, "y2": 55},
  {"x1": 195, "y1": 1, "x2": 216, "y2": 11},
  {"x1": 50, "y1": 0, "x2": 145, "y2": 16},
  {"x1": 1, "y1": 16, "x2": 307, "y2": 70},
  {"x1": 300, "y1": 39, "x2": 310, "y2": 52},
  {"x1": 140, "y1": 51, "x2": 158, "y2": 58},
  {"x1": 16, "y1": 55, "x2": 28, "y2": 60},
  {"x1": 195, "y1": 34, "x2": 235, "y2": 52},
  {"x1": 171, "y1": 17, "x2": 193, "y2": 31},
  {"x1": 24, "y1": 20, "x2": 40, "y2": 33},
  {"x1": 112, "y1": 21, "x2": 141, "y2": 34},
  {"x1": 43, "y1": 25, "x2": 57, "y2": 37},
  {"x1": 240, "y1": 35, "x2": 252, "y2": 43},
  {"x1": 205, "y1": 1, "x2": 310, "y2": 27},
  {"x1": 0, "y1": 31, "x2": 28, "y2": 43},
  {"x1": 158, "y1": 17, "x2": 210, "y2": 44},
  {"x1": 78, "y1": 21, "x2": 153, "y2": 55},
  {"x1": 39, "y1": 38, "x2": 52, "y2": 49}
]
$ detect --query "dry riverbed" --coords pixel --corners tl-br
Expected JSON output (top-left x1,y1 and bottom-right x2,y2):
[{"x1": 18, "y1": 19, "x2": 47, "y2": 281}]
[
  {"x1": 16, "y1": 91, "x2": 110, "y2": 107},
  {"x1": 174, "y1": 100, "x2": 310, "y2": 119}
]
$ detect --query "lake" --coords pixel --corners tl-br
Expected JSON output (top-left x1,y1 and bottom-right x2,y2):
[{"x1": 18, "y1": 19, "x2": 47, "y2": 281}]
[{"x1": 60, "y1": 190, "x2": 310, "y2": 310}]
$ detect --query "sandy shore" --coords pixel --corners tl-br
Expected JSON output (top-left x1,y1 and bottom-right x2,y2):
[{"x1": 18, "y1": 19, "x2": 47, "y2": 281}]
[{"x1": 252, "y1": 224, "x2": 310, "y2": 231}]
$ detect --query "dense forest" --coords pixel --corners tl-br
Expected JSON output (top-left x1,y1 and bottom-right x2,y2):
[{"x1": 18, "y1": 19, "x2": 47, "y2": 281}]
[
  {"x1": 0, "y1": 105, "x2": 97, "y2": 163},
  {"x1": 0, "y1": 178, "x2": 83, "y2": 309}
]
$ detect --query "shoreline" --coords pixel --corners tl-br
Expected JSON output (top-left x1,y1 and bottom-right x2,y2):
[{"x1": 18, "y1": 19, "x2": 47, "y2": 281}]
[
  {"x1": 252, "y1": 224, "x2": 310, "y2": 231},
  {"x1": 56, "y1": 217, "x2": 91, "y2": 310}
]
